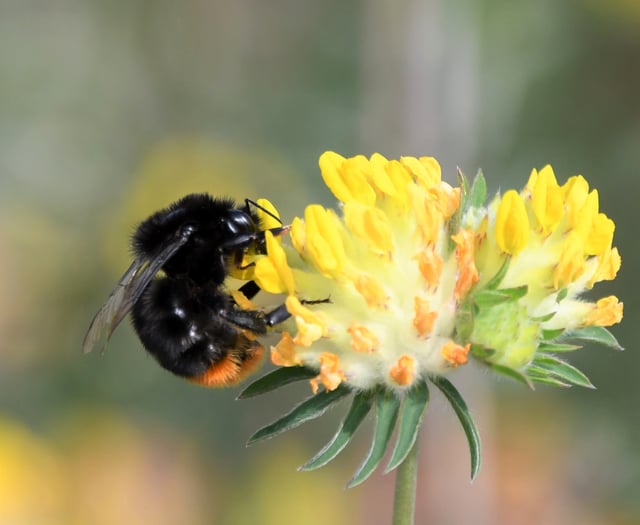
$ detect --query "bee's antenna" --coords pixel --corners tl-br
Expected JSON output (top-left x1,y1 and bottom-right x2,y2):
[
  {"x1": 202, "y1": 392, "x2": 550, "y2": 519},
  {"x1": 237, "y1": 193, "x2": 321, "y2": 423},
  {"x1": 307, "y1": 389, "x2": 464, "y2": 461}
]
[{"x1": 245, "y1": 199, "x2": 283, "y2": 226}]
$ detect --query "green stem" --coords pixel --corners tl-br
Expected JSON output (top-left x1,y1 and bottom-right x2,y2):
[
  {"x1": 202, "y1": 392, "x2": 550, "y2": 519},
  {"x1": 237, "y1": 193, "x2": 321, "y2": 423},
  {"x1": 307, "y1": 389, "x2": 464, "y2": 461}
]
[{"x1": 391, "y1": 434, "x2": 420, "y2": 525}]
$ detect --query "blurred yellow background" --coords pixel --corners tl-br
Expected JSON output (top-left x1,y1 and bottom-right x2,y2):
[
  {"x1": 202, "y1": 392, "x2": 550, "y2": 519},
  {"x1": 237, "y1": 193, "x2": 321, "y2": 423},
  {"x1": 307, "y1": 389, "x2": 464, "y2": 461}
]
[{"x1": 1, "y1": 1, "x2": 638, "y2": 524}]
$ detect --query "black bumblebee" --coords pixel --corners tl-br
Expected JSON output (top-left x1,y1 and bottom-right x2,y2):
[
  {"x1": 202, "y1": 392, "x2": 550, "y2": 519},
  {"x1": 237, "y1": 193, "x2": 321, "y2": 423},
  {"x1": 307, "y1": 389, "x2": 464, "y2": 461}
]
[{"x1": 83, "y1": 194, "x2": 292, "y2": 387}]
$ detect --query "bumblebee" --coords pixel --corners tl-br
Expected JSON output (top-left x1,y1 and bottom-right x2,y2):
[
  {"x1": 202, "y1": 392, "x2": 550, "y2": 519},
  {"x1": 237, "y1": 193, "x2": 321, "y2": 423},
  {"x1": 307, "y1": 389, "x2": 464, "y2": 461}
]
[{"x1": 83, "y1": 194, "x2": 291, "y2": 387}]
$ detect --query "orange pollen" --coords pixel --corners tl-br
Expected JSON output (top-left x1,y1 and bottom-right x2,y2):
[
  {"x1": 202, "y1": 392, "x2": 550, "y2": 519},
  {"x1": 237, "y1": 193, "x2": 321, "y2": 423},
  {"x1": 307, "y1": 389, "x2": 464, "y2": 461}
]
[
  {"x1": 389, "y1": 355, "x2": 416, "y2": 386},
  {"x1": 451, "y1": 229, "x2": 480, "y2": 299},
  {"x1": 354, "y1": 273, "x2": 389, "y2": 309},
  {"x1": 347, "y1": 323, "x2": 379, "y2": 353},
  {"x1": 584, "y1": 296, "x2": 623, "y2": 327},
  {"x1": 413, "y1": 297, "x2": 438, "y2": 338},
  {"x1": 310, "y1": 352, "x2": 346, "y2": 394},
  {"x1": 230, "y1": 290, "x2": 258, "y2": 310},
  {"x1": 270, "y1": 332, "x2": 301, "y2": 367},
  {"x1": 416, "y1": 248, "x2": 443, "y2": 288},
  {"x1": 441, "y1": 341, "x2": 470, "y2": 367}
]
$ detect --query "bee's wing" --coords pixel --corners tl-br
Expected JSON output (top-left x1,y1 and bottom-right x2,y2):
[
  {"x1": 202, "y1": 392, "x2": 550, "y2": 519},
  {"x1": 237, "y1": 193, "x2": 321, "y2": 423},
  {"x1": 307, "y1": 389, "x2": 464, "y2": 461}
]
[{"x1": 82, "y1": 234, "x2": 190, "y2": 354}]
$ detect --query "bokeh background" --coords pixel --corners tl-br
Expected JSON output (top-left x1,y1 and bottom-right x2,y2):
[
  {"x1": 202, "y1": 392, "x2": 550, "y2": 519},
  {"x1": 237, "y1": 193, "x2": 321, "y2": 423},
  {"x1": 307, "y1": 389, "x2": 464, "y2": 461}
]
[{"x1": 1, "y1": 1, "x2": 638, "y2": 524}]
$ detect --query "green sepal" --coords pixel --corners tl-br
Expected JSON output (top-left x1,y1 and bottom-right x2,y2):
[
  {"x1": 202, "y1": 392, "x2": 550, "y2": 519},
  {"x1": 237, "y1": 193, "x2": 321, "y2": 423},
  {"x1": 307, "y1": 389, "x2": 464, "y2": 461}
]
[
  {"x1": 558, "y1": 326, "x2": 623, "y2": 351},
  {"x1": 469, "y1": 170, "x2": 487, "y2": 208},
  {"x1": 455, "y1": 301, "x2": 475, "y2": 342},
  {"x1": 484, "y1": 256, "x2": 510, "y2": 291},
  {"x1": 473, "y1": 285, "x2": 527, "y2": 307},
  {"x1": 385, "y1": 380, "x2": 430, "y2": 473},
  {"x1": 237, "y1": 366, "x2": 317, "y2": 399},
  {"x1": 347, "y1": 390, "x2": 400, "y2": 488},
  {"x1": 457, "y1": 167, "x2": 471, "y2": 213},
  {"x1": 488, "y1": 363, "x2": 533, "y2": 388},
  {"x1": 430, "y1": 376, "x2": 481, "y2": 481},
  {"x1": 470, "y1": 344, "x2": 495, "y2": 360},
  {"x1": 526, "y1": 369, "x2": 571, "y2": 388},
  {"x1": 556, "y1": 288, "x2": 569, "y2": 302},
  {"x1": 537, "y1": 341, "x2": 582, "y2": 353},
  {"x1": 299, "y1": 392, "x2": 374, "y2": 471},
  {"x1": 531, "y1": 355, "x2": 594, "y2": 389},
  {"x1": 247, "y1": 385, "x2": 351, "y2": 445},
  {"x1": 531, "y1": 312, "x2": 556, "y2": 323},
  {"x1": 541, "y1": 328, "x2": 565, "y2": 341}
]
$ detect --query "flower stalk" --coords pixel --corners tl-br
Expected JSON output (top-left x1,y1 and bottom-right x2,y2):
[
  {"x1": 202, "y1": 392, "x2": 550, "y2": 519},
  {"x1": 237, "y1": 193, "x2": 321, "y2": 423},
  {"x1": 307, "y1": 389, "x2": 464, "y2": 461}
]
[{"x1": 392, "y1": 434, "x2": 420, "y2": 525}]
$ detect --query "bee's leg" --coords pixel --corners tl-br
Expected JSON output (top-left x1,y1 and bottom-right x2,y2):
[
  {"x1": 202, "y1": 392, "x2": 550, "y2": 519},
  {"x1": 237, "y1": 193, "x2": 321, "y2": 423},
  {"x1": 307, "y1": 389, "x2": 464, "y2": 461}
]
[
  {"x1": 238, "y1": 280, "x2": 260, "y2": 300},
  {"x1": 219, "y1": 308, "x2": 270, "y2": 334},
  {"x1": 219, "y1": 303, "x2": 290, "y2": 334},
  {"x1": 223, "y1": 294, "x2": 332, "y2": 333},
  {"x1": 263, "y1": 303, "x2": 291, "y2": 327},
  {"x1": 263, "y1": 297, "x2": 331, "y2": 327}
]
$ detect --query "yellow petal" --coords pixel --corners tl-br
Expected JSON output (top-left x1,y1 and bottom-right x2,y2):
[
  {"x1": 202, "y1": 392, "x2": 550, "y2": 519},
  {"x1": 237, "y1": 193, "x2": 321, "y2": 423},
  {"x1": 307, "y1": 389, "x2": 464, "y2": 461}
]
[
  {"x1": 495, "y1": 190, "x2": 530, "y2": 255},
  {"x1": 229, "y1": 252, "x2": 256, "y2": 280},
  {"x1": 429, "y1": 183, "x2": 461, "y2": 220},
  {"x1": 318, "y1": 151, "x2": 376, "y2": 205},
  {"x1": 584, "y1": 213, "x2": 614, "y2": 256},
  {"x1": 289, "y1": 216, "x2": 306, "y2": 257},
  {"x1": 531, "y1": 165, "x2": 563, "y2": 235},
  {"x1": 286, "y1": 295, "x2": 326, "y2": 346},
  {"x1": 253, "y1": 258, "x2": 283, "y2": 294},
  {"x1": 341, "y1": 155, "x2": 377, "y2": 205},
  {"x1": 562, "y1": 175, "x2": 589, "y2": 229},
  {"x1": 588, "y1": 246, "x2": 621, "y2": 287},
  {"x1": 253, "y1": 231, "x2": 295, "y2": 294},
  {"x1": 318, "y1": 151, "x2": 349, "y2": 201},
  {"x1": 255, "y1": 198, "x2": 282, "y2": 230},
  {"x1": 368, "y1": 153, "x2": 397, "y2": 196},
  {"x1": 304, "y1": 205, "x2": 346, "y2": 275},
  {"x1": 572, "y1": 189, "x2": 597, "y2": 243},
  {"x1": 343, "y1": 202, "x2": 394, "y2": 255},
  {"x1": 400, "y1": 156, "x2": 441, "y2": 188},
  {"x1": 385, "y1": 160, "x2": 413, "y2": 207},
  {"x1": 553, "y1": 232, "x2": 585, "y2": 289}
]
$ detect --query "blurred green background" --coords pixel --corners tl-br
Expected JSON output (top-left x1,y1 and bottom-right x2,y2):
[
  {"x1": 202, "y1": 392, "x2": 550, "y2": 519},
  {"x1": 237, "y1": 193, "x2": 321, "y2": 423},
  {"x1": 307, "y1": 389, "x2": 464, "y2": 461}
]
[{"x1": 1, "y1": 1, "x2": 638, "y2": 524}]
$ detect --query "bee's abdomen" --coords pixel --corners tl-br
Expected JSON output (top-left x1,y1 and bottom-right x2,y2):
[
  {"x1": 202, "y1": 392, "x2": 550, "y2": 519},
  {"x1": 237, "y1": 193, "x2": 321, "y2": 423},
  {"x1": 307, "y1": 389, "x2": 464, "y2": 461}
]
[{"x1": 131, "y1": 278, "x2": 256, "y2": 383}]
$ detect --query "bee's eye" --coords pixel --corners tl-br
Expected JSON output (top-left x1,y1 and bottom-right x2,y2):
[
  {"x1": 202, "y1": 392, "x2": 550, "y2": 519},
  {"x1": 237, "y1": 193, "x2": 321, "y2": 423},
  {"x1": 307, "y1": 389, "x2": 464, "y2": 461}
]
[{"x1": 225, "y1": 210, "x2": 254, "y2": 236}]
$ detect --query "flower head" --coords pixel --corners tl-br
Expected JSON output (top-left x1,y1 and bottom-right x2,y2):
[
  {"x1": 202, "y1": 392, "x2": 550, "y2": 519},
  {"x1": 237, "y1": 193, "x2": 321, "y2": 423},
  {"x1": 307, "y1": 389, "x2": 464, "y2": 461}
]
[
  {"x1": 243, "y1": 152, "x2": 623, "y2": 484},
  {"x1": 252, "y1": 153, "x2": 622, "y2": 391}
]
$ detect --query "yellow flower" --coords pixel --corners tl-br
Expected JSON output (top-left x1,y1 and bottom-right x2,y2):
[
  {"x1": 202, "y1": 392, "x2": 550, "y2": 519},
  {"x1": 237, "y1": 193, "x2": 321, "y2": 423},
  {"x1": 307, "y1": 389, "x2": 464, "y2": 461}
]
[
  {"x1": 254, "y1": 152, "x2": 622, "y2": 392},
  {"x1": 244, "y1": 153, "x2": 624, "y2": 487}
]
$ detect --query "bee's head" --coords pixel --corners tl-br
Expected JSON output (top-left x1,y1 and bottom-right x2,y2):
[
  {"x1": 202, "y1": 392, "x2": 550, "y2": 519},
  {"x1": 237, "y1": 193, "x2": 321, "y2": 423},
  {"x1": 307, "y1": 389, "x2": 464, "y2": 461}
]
[{"x1": 132, "y1": 194, "x2": 266, "y2": 284}]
